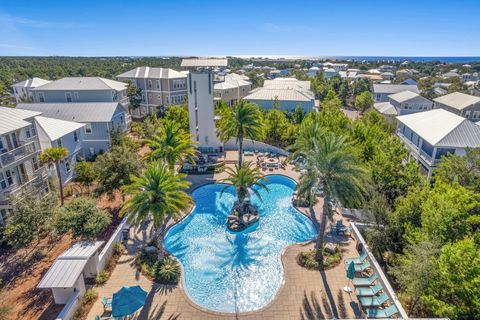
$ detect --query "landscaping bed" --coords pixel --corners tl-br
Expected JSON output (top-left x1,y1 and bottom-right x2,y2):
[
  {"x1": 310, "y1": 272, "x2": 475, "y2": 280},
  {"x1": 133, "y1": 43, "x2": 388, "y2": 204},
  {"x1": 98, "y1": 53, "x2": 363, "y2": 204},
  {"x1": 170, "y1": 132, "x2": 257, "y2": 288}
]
[
  {"x1": 136, "y1": 242, "x2": 181, "y2": 285},
  {"x1": 298, "y1": 246, "x2": 343, "y2": 270}
]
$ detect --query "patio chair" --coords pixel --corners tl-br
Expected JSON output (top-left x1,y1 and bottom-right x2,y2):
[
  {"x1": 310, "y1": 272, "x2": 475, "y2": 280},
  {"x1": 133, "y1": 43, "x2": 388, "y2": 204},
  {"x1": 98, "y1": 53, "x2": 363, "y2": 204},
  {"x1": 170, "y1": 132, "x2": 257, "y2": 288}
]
[
  {"x1": 365, "y1": 305, "x2": 399, "y2": 318},
  {"x1": 352, "y1": 273, "x2": 378, "y2": 287},
  {"x1": 355, "y1": 283, "x2": 383, "y2": 297},
  {"x1": 345, "y1": 251, "x2": 368, "y2": 265},
  {"x1": 359, "y1": 293, "x2": 389, "y2": 307},
  {"x1": 345, "y1": 259, "x2": 370, "y2": 272},
  {"x1": 101, "y1": 297, "x2": 112, "y2": 310}
]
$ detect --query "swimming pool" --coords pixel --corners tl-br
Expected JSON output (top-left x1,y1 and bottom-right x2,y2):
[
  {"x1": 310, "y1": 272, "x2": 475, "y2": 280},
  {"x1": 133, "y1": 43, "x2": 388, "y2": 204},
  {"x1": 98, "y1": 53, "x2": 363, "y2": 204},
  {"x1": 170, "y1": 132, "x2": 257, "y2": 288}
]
[{"x1": 164, "y1": 175, "x2": 317, "y2": 313}]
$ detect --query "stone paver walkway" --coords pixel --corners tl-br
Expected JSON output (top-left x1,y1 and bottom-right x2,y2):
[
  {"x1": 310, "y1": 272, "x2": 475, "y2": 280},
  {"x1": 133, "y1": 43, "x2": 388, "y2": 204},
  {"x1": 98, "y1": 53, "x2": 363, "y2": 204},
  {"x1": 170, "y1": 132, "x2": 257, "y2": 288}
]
[{"x1": 87, "y1": 160, "x2": 364, "y2": 320}]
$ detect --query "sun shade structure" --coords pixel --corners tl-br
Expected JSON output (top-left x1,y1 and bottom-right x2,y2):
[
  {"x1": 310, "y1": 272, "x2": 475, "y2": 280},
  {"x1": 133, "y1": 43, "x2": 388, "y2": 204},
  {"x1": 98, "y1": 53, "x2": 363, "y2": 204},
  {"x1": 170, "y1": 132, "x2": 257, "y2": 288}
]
[
  {"x1": 181, "y1": 58, "x2": 228, "y2": 68},
  {"x1": 112, "y1": 285, "x2": 148, "y2": 317}
]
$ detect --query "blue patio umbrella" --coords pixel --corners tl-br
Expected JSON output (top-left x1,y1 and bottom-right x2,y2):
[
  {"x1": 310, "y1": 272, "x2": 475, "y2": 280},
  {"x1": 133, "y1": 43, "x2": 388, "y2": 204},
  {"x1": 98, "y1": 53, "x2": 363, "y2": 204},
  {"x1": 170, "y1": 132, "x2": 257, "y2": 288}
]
[
  {"x1": 344, "y1": 261, "x2": 356, "y2": 293},
  {"x1": 112, "y1": 285, "x2": 147, "y2": 317}
]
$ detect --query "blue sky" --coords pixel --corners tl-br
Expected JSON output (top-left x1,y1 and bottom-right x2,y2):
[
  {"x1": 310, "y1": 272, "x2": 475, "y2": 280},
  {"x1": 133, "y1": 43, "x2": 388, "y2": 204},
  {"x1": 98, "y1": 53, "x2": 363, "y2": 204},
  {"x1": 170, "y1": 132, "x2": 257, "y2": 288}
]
[{"x1": 0, "y1": 0, "x2": 479, "y2": 57}]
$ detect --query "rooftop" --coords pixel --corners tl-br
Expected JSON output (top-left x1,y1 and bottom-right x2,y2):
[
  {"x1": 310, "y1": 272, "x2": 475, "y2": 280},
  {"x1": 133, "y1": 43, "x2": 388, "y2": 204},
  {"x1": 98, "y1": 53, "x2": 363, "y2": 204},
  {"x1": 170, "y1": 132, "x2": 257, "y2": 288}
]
[
  {"x1": 181, "y1": 58, "x2": 228, "y2": 68},
  {"x1": 374, "y1": 102, "x2": 398, "y2": 115},
  {"x1": 31, "y1": 77, "x2": 127, "y2": 91},
  {"x1": 433, "y1": 92, "x2": 480, "y2": 110},
  {"x1": 388, "y1": 90, "x2": 428, "y2": 103},
  {"x1": 397, "y1": 108, "x2": 480, "y2": 147},
  {"x1": 244, "y1": 87, "x2": 314, "y2": 102},
  {"x1": 0, "y1": 107, "x2": 42, "y2": 135},
  {"x1": 12, "y1": 77, "x2": 51, "y2": 88},
  {"x1": 17, "y1": 102, "x2": 121, "y2": 122},
  {"x1": 373, "y1": 84, "x2": 420, "y2": 94},
  {"x1": 117, "y1": 67, "x2": 186, "y2": 79},
  {"x1": 34, "y1": 116, "x2": 85, "y2": 141}
]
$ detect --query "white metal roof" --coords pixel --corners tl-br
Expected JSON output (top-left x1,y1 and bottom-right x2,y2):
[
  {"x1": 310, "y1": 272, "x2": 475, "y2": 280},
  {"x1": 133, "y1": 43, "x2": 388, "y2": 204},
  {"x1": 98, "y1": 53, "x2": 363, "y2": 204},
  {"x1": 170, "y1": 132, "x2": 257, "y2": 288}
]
[
  {"x1": 31, "y1": 77, "x2": 127, "y2": 91},
  {"x1": 12, "y1": 77, "x2": 51, "y2": 88},
  {"x1": 35, "y1": 116, "x2": 85, "y2": 141},
  {"x1": 388, "y1": 90, "x2": 422, "y2": 103},
  {"x1": 17, "y1": 103, "x2": 121, "y2": 122},
  {"x1": 181, "y1": 58, "x2": 228, "y2": 67},
  {"x1": 244, "y1": 87, "x2": 313, "y2": 102},
  {"x1": 37, "y1": 241, "x2": 104, "y2": 289},
  {"x1": 397, "y1": 108, "x2": 480, "y2": 147},
  {"x1": 433, "y1": 92, "x2": 480, "y2": 110},
  {"x1": 264, "y1": 78, "x2": 311, "y2": 90},
  {"x1": 373, "y1": 84, "x2": 420, "y2": 94},
  {"x1": 374, "y1": 102, "x2": 398, "y2": 115},
  {"x1": 214, "y1": 81, "x2": 238, "y2": 90},
  {"x1": 0, "y1": 107, "x2": 42, "y2": 135},
  {"x1": 117, "y1": 67, "x2": 186, "y2": 79}
]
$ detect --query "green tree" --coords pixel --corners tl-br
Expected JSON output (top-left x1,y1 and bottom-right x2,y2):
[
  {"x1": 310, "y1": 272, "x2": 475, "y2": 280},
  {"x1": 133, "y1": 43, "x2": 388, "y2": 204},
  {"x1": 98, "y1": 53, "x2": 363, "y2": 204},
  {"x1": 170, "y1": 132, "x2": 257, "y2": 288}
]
[
  {"x1": 434, "y1": 148, "x2": 480, "y2": 192},
  {"x1": 4, "y1": 193, "x2": 57, "y2": 252},
  {"x1": 120, "y1": 161, "x2": 192, "y2": 247},
  {"x1": 220, "y1": 161, "x2": 268, "y2": 212},
  {"x1": 147, "y1": 119, "x2": 198, "y2": 171},
  {"x1": 216, "y1": 100, "x2": 264, "y2": 165},
  {"x1": 292, "y1": 105, "x2": 305, "y2": 124},
  {"x1": 354, "y1": 91, "x2": 373, "y2": 113},
  {"x1": 164, "y1": 105, "x2": 189, "y2": 132},
  {"x1": 95, "y1": 144, "x2": 142, "y2": 197},
  {"x1": 424, "y1": 238, "x2": 480, "y2": 319},
  {"x1": 74, "y1": 161, "x2": 97, "y2": 194},
  {"x1": 55, "y1": 197, "x2": 111, "y2": 239},
  {"x1": 264, "y1": 107, "x2": 289, "y2": 147},
  {"x1": 39, "y1": 147, "x2": 69, "y2": 205},
  {"x1": 126, "y1": 80, "x2": 142, "y2": 113},
  {"x1": 302, "y1": 133, "x2": 367, "y2": 262}
]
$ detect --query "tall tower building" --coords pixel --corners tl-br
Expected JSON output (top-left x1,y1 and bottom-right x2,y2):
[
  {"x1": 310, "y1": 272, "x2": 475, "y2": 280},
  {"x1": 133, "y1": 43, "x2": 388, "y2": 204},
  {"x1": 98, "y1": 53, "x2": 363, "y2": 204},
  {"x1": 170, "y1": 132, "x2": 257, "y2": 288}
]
[{"x1": 181, "y1": 58, "x2": 227, "y2": 153}]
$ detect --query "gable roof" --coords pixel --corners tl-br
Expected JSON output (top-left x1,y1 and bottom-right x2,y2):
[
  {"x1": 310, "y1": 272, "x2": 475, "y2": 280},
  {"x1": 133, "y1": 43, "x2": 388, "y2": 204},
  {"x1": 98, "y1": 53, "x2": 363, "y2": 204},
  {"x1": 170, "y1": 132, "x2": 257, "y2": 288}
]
[
  {"x1": 117, "y1": 67, "x2": 186, "y2": 79},
  {"x1": 0, "y1": 107, "x2": 42, "y2": 135},
  {"x1": 181, "y1": 58, "x2": 228, "y2": 67},
  {"x1": 373, "y1": 84, "x2": 420, "y2": 94},
  {"x1": 31, "y1": 77, "x2": 126, "y2": 91},
  {"x1": 12, "y1": 77, "x2": 51, "y2": 88},
  {"x1": 374, "y1": 102, "x2": 398, "y2": 115},
  {"x1": 244, "y1": 87, "x2": 314, "y2": 102},
  {"x1": 397, "y1": 109, "x2": 480, "y2": 147},
  {"x1": 264, "y1": 78, "x2": 311, "y2": 90},
  {"x1": 35, "y1": 116, "x2": 85, "y2": 141},
  {"x1": 433, "y1": 92, "x2": 480, "y2": 110},
  {"x1": 388, "y1": 90, "x2": 431, "y2": 104},
  {"x1": 17, "y1": 102, "x2": 121, "y2": 122}
]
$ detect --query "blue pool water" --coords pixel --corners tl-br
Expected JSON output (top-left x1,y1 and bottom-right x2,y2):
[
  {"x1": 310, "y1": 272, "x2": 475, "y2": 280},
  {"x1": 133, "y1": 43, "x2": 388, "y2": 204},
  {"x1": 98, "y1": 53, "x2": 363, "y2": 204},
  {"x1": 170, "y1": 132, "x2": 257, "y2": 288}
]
[{"x1": 164, "y1": 175, "x2": 317, "y2": 313}]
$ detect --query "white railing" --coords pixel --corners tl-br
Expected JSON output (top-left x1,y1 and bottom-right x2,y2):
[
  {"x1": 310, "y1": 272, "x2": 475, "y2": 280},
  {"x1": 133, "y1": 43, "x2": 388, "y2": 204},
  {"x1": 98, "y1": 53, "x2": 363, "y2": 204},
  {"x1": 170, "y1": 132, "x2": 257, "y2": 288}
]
[
  {"x1": 350, "y1": 223, "x2": 409, "y2": 319},
  {"x1": 55, "y1": 291, "x2": 81, "y2": 320},
  {"x1": 0, "y1": 140, "x2": 38, "y2": 167},
  {"x1": 0, "y1": 170, "x2": 49, "y2": 205},
  {"x1": 97, "y1": 217, "x2": 129, "y2": 271}
]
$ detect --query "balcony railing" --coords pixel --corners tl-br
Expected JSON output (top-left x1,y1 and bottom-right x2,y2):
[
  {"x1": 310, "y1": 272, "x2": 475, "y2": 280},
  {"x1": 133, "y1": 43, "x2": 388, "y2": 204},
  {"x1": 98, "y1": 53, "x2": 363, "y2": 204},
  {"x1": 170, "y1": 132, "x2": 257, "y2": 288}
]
[
  {"x1": 0, "y1": 170, "x2": 49, "y2": 206},
  {"x1": 0, "y1": 141, "x2": 38, "y2": 168}
]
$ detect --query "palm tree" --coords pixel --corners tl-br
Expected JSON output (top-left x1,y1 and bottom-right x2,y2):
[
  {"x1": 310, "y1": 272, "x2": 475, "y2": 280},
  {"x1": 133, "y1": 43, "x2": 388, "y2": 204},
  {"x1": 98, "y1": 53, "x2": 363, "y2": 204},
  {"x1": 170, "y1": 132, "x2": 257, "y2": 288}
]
[
  {"x1": 39, "y1": 147, "x2": 69, "y2": 206},
  {"x1": 120, "y1": 161, "x2": 192, "y2": 248},
  {"x1": 290, "y1": 114, "x2": 325, "y2": 159},
  {"x1": 147, "y1": 119, "x2": 198, "y2": 171},
  {"x1": 302, "y1": 133, "x2": 367, "y2": 262},
  {"x1": 217, "y1": 100, "x2": 264, "y2": 166},
  {"x1": 220, "y1": 161, "x2": 268, "y2": 215}
]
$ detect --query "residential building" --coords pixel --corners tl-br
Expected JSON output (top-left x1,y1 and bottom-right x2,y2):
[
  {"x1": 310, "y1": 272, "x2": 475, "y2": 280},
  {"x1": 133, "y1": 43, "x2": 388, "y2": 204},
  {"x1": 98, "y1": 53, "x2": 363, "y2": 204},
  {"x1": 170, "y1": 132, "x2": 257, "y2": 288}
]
[
  {"x1": 372, "y1": 84, "x2": 420, "y2": 102},
  {"x1": 461, "y1": 72, "x2": 479, "y2": 83},
  {"x1": 17, "y1": 102, "x2": 128, "y2": 157},
  {"x1": 117, "y1": 67, "x2": 188, "y2": 116},
  {"x1": 243, "y1": 78, "x2": 315, "y2": 112},
  {"x1": 12, "y1": 77, "x2": 51, "y2": 103},
  {"x1": 323, "y1": 68, "x2": 337, "y2": 80},
  {"x1": 34, "y1": 116, "x2": 85, "y2": 184},
  {"x1": 29, "y1": 77, "x2": 129, "y2": 110},
  {"x1": 433, "y1": 92, "x2": 480, "y2": 120},
  {"x1": 396, "y1": 108, "x2": 480, "y2": 177},
  {"x1": 381, "y1": 72, "x2": 394, "y2": 80},
  {"x1": 307, "y1": 66, "x2": 320, "y2": 78},
  {"x1": 214, "y1": 74, "x2": 252, "y2": 106},
  {"x1": 181, "y1": 58, "x2": 226, "y2": 153},
  {"x1": 442, "y1": 71, "x2": 461, "y2": 79},
  {"x1": 339, "y1": 70, "x2": 358, "y2": 79},
  {"x1": 401, "y1": 78, "x2": 417, "y2": 85},
  {"x1": 0, "y1": 107, "x2": 49, "y2": 225},
  {"x1": 375, "y1": 90, "x2": 433, "y2": 118},
  {"x1": 396, "y1": 69, "x2": 414, "y2": 77}
]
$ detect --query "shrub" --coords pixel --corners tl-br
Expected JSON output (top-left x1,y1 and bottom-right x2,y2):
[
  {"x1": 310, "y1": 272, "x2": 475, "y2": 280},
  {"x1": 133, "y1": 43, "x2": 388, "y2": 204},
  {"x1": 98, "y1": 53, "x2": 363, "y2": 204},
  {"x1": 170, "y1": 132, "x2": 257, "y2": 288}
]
[
  {"x1": 73, "y1": 289, "x2": 98, "y2": 319},
  {"x1": 298, "y1": 248, "x2": 343, "y2": 270},
  {"x1": 112, "y1": 241, "x2": 125, "y2": 256},
  {"x1": 154, "y1": 257, "x2": 181, "y2": 284},
  {"x1": 94, "y1": 271, "x2": 109, "y2": 285},
  {"x1": 0, "y1": 306, "x2": 11, "y2": 320},
  {"x1": 83, "y1": 288, "x2": 98, "y2": 303},
  {"x1": 63, "y1": 185, "x2": 74, "y2": 197}
]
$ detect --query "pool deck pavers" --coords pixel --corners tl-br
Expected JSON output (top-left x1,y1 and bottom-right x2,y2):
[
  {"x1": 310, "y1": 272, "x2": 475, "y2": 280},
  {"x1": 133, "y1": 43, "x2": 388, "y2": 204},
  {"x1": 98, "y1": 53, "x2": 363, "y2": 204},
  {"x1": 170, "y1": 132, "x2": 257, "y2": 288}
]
[{"x1": 87, "y1": 159, "x2": 365, "y2": 319}]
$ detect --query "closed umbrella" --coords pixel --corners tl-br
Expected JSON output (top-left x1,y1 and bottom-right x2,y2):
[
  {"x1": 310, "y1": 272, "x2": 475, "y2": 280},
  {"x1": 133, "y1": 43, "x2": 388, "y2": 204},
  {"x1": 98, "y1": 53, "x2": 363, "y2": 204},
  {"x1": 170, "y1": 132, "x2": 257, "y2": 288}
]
[
  {"x1": 112, "y1": 285, "x2": 147, "y2": 317},
  {"x1": 343, "y1": 261, "x2": 355, "y2": 293}
]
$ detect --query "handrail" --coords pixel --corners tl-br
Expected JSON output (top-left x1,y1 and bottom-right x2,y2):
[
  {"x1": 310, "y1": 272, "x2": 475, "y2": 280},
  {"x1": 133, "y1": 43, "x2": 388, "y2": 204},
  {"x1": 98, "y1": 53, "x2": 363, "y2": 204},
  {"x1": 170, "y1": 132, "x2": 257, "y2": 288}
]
[{"x1": 0, "y1": 141, "x2": 37, "y2": 167}]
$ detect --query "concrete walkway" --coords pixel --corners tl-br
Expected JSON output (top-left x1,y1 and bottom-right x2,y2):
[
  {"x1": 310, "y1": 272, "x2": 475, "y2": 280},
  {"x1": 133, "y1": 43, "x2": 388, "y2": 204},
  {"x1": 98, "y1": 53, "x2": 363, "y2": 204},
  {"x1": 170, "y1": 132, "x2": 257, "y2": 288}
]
[{"x1": 87, "y1": 162, "x2": 364, "y2": 319}]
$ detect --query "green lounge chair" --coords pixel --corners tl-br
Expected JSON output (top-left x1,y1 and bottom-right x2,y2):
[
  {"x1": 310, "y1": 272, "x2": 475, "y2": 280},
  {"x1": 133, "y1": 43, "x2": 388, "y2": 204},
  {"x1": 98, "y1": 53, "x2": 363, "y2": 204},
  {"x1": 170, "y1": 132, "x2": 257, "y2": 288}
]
[
  {"x1": 359, "y1": 293, "x2": 389, "y2": 307},
  {"x1": 355, "y1": 283, "x2": 383, "y2": 297},
  {"x1": 345, "y1": 251, "x2": 368, "y2": 265},
  {"x1": 348, "y1": 261, "x2": 370, "y2": 272},
  {"x1": 101, "y1": 296, "x2": 112, "y2": 310},
  {"x1": 365, "y1": 305, "x2": 398, "y2": 318},
  {"x1": 352, "y1": 273, "x2": 378, "y2": 287}
]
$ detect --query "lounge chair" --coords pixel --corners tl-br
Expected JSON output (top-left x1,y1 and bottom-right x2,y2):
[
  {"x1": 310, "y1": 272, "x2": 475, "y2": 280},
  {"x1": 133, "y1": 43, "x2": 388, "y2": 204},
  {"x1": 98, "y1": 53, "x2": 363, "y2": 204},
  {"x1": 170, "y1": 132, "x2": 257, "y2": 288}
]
[
  {"x1": 352, "y1": 273, "x2": 378, "y2": 286},
  {"x1": 355, "y1": 283, "x2": 383, "y2": 297},
  {"x1": 101, "y1": 297, "x2": 112, "y2": 310},
  {"x1": 346, "y1": 260, "x2": 370, "y2": 272},
  {"x1": 365, "y1": 305, "x2": 398, "y2": 318},
  {"x1": 345, "y1": 251, "x2": 368, "y2": 265},
  {"x1": 359, "y1": 293, "x2": 389, "y2": 307}
]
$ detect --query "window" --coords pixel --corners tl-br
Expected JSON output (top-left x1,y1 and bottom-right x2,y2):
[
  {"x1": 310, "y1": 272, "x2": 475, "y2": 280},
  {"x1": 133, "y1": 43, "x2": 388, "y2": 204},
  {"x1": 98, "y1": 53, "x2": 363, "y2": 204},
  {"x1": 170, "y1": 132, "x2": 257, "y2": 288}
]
[
  {"x1": 0, "y1": 173, "x2": 6, "y2": 189},
  {"x1": 0, "y1": 139, "x2": 3, "y2": 150},
  {"x1": 465, "y1": 110, "x2": 472, "y2": 118},
  {"x1": 0, "y1": 209, "x2": 7, "y2": 225},
  {"x1": 73, "y1": 131, "x2": 78, "y2": 142},
  {"x1": 156, "y1": 80, "x2": 160, "y2": 89},
  {"x1": 5, "y1": 170, "x2": 13, "y2": 186},
  {"x1": 32, "y1": 157, "x2": 39, "y2": 171},
  {"x1": 89, "y1": 147, "x2": 95, "y2": 155},
  {"x1": 65, "y1": 159, "x2": 71, "y2": 172},
  {"x1": 56, "y1": 139, "x2": 62, "y2": 147},
  {"x1": 25, "y1": 127, "x2": 31, "y2": 138},
  {"x1": 85, "y1": 123, "x2": 92, "y2": 134},
  {"x1": 74, "y1": 92, "x2": 79, "y2": 101},
  {"x1": 473, "y1": 111, "x2": 480, "y2": 120},
  {"x1": 31, "y1": 125, "x2": 36, "y2": 137},
  {"x1": 38, "y1": 92, "x2": 45, "y2": 102},
  {"x1": 66, "y1": 92, "x2": 72, "y2": 102},
  {"x1": 148, "y1": 80, "x2": 152, "y2": 89}
]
